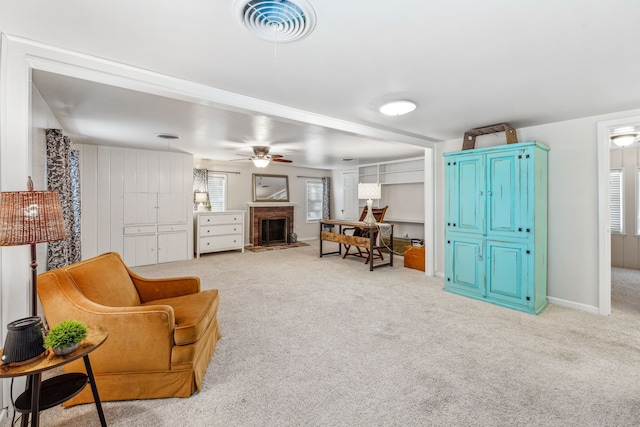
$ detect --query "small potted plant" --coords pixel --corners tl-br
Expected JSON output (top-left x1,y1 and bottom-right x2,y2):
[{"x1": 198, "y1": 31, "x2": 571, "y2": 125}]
[{"x1": 44, "y1": 319, "x2": 88, "y2": 356}]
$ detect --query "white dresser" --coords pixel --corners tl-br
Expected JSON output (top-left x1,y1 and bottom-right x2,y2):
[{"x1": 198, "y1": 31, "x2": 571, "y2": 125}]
[{"x1": 194, "y1": 211, "x2": 245, "y2": 258}]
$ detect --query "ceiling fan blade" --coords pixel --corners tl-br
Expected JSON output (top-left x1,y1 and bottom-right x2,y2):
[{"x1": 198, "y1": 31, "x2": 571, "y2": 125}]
[{"x1": 272, "y1": 158, "x2": 292, "y2": 163}]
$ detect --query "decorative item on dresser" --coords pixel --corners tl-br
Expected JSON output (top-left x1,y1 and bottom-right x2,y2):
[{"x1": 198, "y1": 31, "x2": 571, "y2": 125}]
[
  {"x1": 443, "y1": 141, "x2": 549, "y2": 314},
  {"x1": 194, "y1": 211, "x2": 245, "y2": 257}
]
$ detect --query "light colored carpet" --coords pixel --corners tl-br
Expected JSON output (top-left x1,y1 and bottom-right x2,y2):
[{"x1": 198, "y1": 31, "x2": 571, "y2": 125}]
[{"x1": 28, "y1": 243, "x2": 640, "y2": 426}]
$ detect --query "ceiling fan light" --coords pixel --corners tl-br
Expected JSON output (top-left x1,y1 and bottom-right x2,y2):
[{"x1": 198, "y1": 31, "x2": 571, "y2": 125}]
[
  {"x1": 611, "y1": 134, "x2": 636, "y2": 147},
  {"x1": 379, "y1": 100, "x2": 416, "y2": 116},
  {"x1": 252, "y1": 158, "x2": 270, "y2": 168}
]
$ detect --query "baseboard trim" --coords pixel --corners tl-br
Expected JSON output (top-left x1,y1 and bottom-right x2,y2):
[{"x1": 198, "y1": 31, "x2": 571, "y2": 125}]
[{"x1": 546, "y1": 296, "x2": 600, "y2": 315}]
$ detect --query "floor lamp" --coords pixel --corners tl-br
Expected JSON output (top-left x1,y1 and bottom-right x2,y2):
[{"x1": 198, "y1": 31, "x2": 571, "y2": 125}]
[{"x1": 0, "y1": 177, "x2": 67, "y2": 317}]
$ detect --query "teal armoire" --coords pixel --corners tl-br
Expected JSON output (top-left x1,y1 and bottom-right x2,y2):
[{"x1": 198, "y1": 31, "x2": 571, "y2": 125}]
[{"x1": 443, "y1": 141, "x2": 549, "y2": 314}]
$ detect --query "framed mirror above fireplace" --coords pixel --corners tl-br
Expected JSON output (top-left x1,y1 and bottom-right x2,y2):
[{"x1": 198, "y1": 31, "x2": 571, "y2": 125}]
[{"x1": 253, "y1": 174, "x2": 290, "y2": 202}]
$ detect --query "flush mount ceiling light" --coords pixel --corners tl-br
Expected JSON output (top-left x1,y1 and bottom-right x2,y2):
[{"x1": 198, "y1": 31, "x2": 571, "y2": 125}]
[
  {"x1": 233, "y1": 0, "x2": 317, "y2": 43},
  {"x1": 379, "y1": 100, "x2": 417, "y2": 116},
  {"x1": 611, "y1": 133, "x2": 637, "y2": 147}
]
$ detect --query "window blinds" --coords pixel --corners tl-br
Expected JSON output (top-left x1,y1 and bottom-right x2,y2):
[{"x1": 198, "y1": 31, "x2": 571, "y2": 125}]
[{"x1": 610, "y1": 169, "x2": 623, "y2": 234}]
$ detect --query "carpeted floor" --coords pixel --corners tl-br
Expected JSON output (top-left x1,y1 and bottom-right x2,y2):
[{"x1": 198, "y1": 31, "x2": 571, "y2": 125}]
[{"x1": 23, "y1": 242, "x2": 640, "y2": 426}]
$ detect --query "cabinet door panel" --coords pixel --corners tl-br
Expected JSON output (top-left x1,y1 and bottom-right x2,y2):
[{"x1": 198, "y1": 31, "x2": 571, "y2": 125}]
[
  {"x1": 486, "y1": 240, "x2": 529, "y2": 308},
  {"x1": 123, "y1": 234, "x2": 156, "y2": 267},
  {"x1": 445, "y1": 236, "x2": 484, "y2": 296},
  {"x1": 157, "y1": 232, "x2": 187, "y2": 263},
  {"x1": 446, "y1": 155, "x2": 485, "y2": 234},
  {"x1": 487, "y1": 151, "x2": 521, "y2": 237}
]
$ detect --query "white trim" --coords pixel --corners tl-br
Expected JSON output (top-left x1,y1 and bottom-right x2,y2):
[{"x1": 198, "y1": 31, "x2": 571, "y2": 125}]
[
  {"x1": 424, "y1": 148, "x2": 435, "y2": 277},
  {"x1": 546, "y1": 297, "x2": 599, "y2": 315},
  {"x1": 597, "y1": 115, "x2": 640, "y2": 316}
]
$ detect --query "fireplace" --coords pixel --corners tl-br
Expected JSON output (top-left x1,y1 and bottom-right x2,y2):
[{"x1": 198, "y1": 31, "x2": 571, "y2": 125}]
[
  {"x1": 249, "y1": 204, "x2": 294, "y2": 246},
  {"x1": 260, "y1": 217, "x2": 288, "y2": 246}
]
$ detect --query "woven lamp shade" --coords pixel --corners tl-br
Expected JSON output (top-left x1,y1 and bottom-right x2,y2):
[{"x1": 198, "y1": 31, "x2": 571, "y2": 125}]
[{"x1": 0, "y1": 190, "x2": 67, "y2": 245}]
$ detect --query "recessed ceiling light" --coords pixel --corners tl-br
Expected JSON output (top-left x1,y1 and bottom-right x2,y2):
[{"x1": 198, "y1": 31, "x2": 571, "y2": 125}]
[
  {"x1": 156, "y1": 133, "x2": 180, "y2": 140},
  {"x1": 379, "y1": 100, "x2": 416, "y2": 116}
]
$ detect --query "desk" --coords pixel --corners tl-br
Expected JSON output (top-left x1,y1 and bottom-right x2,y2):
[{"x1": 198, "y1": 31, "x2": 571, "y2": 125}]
[
  {"x1": 0, "y1": 326, "x2": 108, "y2": 427},
  {"x1": 319, "y1": 220, "x2": 393, "y2": 271}
]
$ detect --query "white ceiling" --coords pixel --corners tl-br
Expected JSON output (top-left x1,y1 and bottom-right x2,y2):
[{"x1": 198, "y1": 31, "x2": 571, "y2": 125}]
[{"x1": 3, "y1": 0, "x2": 640, "y2": 169}]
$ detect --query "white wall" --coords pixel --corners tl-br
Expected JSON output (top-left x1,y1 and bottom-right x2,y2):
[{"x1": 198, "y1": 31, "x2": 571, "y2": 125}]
[
  {"x1": 195, "y1": 159, "x2": 331, "y2": 243},
  {"x1": 436, "y1": 108, "x2": 640, "y2": 311}
]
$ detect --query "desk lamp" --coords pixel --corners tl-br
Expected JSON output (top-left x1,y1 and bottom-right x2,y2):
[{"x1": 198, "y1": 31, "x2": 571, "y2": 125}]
[
  {"x1": 195, "y1": 192, "x2": 208, "y2": 211},
  {"x1": 0, "y1": 177, "x2": 67, "y2": 363},
  {"x1": 358, "y1": 183, "x2": 381, "y2": 226}
]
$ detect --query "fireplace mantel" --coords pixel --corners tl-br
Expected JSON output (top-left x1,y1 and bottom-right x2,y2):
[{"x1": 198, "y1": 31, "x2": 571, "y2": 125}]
[{"x1": 247, "y1": 202, "x2": 297, "y2": 207}]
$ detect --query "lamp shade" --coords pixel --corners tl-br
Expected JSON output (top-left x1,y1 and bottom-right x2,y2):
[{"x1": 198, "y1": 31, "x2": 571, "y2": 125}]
[
  {"x1": 0, "y1": 190, "x2": 67, "y2": 245},
  {"x1": 358, "y1": 183, "x2": 381, "y2": 200},
  {"x1": 194, "y1": 192, "x2": 208, "y2": 203}
]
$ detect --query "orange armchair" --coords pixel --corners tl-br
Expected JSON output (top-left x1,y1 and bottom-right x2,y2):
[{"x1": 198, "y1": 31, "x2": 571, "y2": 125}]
[{"x1": 37, "y1": 252, "x2": 221, "y2": 406}]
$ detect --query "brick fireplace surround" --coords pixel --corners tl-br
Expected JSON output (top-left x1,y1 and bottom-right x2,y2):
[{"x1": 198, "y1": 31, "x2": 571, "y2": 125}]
[{"x1": 249, "y1": 204, "x2": 294, "y2": 246}]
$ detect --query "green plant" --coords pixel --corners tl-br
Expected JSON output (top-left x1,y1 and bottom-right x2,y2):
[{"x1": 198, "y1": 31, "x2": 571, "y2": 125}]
[{"x1": 44, "y1": 320, "x2": 88, "y2": 349}]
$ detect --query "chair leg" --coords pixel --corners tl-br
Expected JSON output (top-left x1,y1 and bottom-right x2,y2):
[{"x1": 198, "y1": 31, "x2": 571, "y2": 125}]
[{"x1": 342, "y1": 244, "x2": 351, "y2": 259}]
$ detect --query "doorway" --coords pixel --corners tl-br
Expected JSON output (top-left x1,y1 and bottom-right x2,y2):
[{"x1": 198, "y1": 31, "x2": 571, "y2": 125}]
[{"x1": 597, "y1": 115, "x2": 640, "y2": 315}]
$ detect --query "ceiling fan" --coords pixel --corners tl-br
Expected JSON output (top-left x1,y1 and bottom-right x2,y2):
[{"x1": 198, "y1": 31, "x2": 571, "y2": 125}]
[{"x1": 235, "y1": 146, "x2": 293, "y2": 168}]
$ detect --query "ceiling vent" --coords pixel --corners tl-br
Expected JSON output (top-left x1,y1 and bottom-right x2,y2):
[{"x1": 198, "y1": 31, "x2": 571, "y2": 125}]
[{"x1": 233, "y1": 0, "x2": 316, "y2": 43}]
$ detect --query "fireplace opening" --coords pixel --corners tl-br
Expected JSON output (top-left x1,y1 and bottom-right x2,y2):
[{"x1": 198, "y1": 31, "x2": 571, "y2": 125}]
[{"x1": 260, "y1": 217, "x2": 288, "y2": 246}]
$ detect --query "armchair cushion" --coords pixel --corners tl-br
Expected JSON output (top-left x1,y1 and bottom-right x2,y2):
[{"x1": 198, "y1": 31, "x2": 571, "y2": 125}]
[
  {"x1": 144, "y1": 290, "x2": 219, "y2": 345},
  {"x1": 65, "y1": 254, "x2": 141, "y2": 307}
]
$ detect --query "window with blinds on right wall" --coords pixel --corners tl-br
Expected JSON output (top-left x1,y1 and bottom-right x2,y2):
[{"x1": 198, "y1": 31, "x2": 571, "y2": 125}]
[{"x1": 610, "y1": 168, "x2": 623, "y2": 234}]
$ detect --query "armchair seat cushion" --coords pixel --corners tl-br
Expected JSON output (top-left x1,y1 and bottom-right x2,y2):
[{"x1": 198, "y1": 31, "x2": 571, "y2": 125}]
[{"x1": 144, "y1": 289, "x2": 220, "y2": 345}]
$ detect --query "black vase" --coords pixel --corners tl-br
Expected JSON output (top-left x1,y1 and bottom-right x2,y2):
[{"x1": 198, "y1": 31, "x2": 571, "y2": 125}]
[{"x1": 2, "y1": 316, "x2": 46, "y2": 364}]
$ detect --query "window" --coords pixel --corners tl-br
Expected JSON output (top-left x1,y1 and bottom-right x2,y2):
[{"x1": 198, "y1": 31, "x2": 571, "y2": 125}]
[
  {"x1": 610, "y1": 169, "x2": 623, "y2": 234},
  {"x1": 306, "y1": 180, "x2": 323, "y2": 221},
  {"x1": 207, "y1": 172, "x2": 227, "y2": 211}
]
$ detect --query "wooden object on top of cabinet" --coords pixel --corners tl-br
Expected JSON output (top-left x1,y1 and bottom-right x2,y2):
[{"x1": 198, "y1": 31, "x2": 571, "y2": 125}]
[
  {"x1": 462, "y1": 123, "x2": 518, "y2": 150},
  {"x1": 195, "y1": 211, "x2": 245, "y2": 258},
  {"x1": 444, "y1": 141, "x2": 548, "y2": 314}
]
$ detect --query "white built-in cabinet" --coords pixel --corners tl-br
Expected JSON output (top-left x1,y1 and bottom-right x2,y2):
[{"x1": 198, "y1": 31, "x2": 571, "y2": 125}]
[
  {"x1": 79, "y1": 145, "x2": 193, "y2": 267},
  {"x1": 357, "y1": 157, "x2": 425, "y2": 239}
]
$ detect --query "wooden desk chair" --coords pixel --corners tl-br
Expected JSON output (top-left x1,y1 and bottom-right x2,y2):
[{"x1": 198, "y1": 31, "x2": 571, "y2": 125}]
[{"x1": 342, "y1": 206, "x2": 388, "y2": 264}]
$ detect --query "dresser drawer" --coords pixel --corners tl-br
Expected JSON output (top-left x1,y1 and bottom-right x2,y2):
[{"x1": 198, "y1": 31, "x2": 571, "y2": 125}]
[
  {"x1": 404, "y1": 245, "x2": 425, "y2": 272},
  {"x1": 158, "y1": 223, "x2": 189, "y2": 233},
  {"x1": 198, "y1": 213, "x2": 243, "y2": 226},
  {"x1": 200, "y1": 224, "x2": 242, "y2": 237},
  {"x1": 199, "y1": 235, "x2": 242, "y2": 252},
  {"x1": 124, "y1": 225, "x2": 156, "y2": 235}
]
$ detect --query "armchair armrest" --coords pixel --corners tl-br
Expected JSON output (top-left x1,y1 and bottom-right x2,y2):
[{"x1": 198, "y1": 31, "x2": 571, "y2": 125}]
[{"x1": 128, "y1": 270, "x2": 201, "y2": 303}]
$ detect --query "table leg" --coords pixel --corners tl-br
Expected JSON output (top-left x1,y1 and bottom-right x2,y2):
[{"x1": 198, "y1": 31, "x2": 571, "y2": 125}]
[
  {"x1": 319, "y1": 222, "x2": 323, "y2": 257},
  {"x1": 83, "y1": 355, "x2": 107, "y2": 427},
  {"x1": 389, "y1": 230, "x2": 394, "y2": 267},
  {"x1": 27, "y1": 373, "x2": 41, "y2": 427},
  {"x1": 369, "y1": 229, "x2": 374, "y2": 272}
]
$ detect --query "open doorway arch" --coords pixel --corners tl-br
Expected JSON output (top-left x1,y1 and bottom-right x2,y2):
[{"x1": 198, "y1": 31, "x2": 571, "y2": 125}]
[{"x1": 597, "y1": 115, "x2": 640, "y2": 315}]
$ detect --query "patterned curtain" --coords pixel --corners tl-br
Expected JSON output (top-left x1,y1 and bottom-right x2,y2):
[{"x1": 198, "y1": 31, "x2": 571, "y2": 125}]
[
  {"x1": 193, "y1": 168, "x2": 210, "y2": 210},
  {"x1": 46, "y1": 129, "x2": 81, "y2": 269},
  {"x1": 322, "y1": 177, "x2": 331, "y2": 220}
]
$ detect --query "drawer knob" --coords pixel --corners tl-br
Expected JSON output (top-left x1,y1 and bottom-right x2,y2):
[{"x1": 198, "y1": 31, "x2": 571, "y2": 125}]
[
  {"x1": 206, "y1": 242, "x2": 210, "y2": 246},
  {"x1": 207, "y1": 230, "x2": 210, "y2": 233}
]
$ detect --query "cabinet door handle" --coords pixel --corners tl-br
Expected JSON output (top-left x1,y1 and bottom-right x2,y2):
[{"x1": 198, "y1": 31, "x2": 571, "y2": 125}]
[
  {"x1": 477, "y1": 191, "x2": 483, "y2": 196},
  {"x1": 486, "y1": 190, "x2": 492, "y2": 195},
  {"x1": 477, "y1": 255, "x2": 482, "y2": 260},
  {"x1": 518, "y1": 228, "x2": 523, "y2": 232},
  {"x1": 447, "y1": 222, "x2": 451, "y2": 226}
]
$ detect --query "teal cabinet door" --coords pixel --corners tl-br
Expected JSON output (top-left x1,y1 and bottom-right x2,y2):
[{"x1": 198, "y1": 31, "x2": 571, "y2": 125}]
[
  {"x1": 445, "y1": 236, "x2": 484, "y2": 297},
  {"x1": 445, "y1": 154, "x2": 485, "y2": 235},
  {"x1": 486, "y1": 151, "x2": 521, "y2": 238},
  {"x1": 485, "y1": 240, "x2": 530, "y2": 309}
]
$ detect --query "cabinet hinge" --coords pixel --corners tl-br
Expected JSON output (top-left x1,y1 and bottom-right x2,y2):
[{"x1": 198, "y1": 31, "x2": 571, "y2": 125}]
[
  {"x1": 526, "y1": 250, "x2": 531, "y2": 254},
  {"x1": 526, "y1": 296, "x2": 531, "y2": 301}
]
